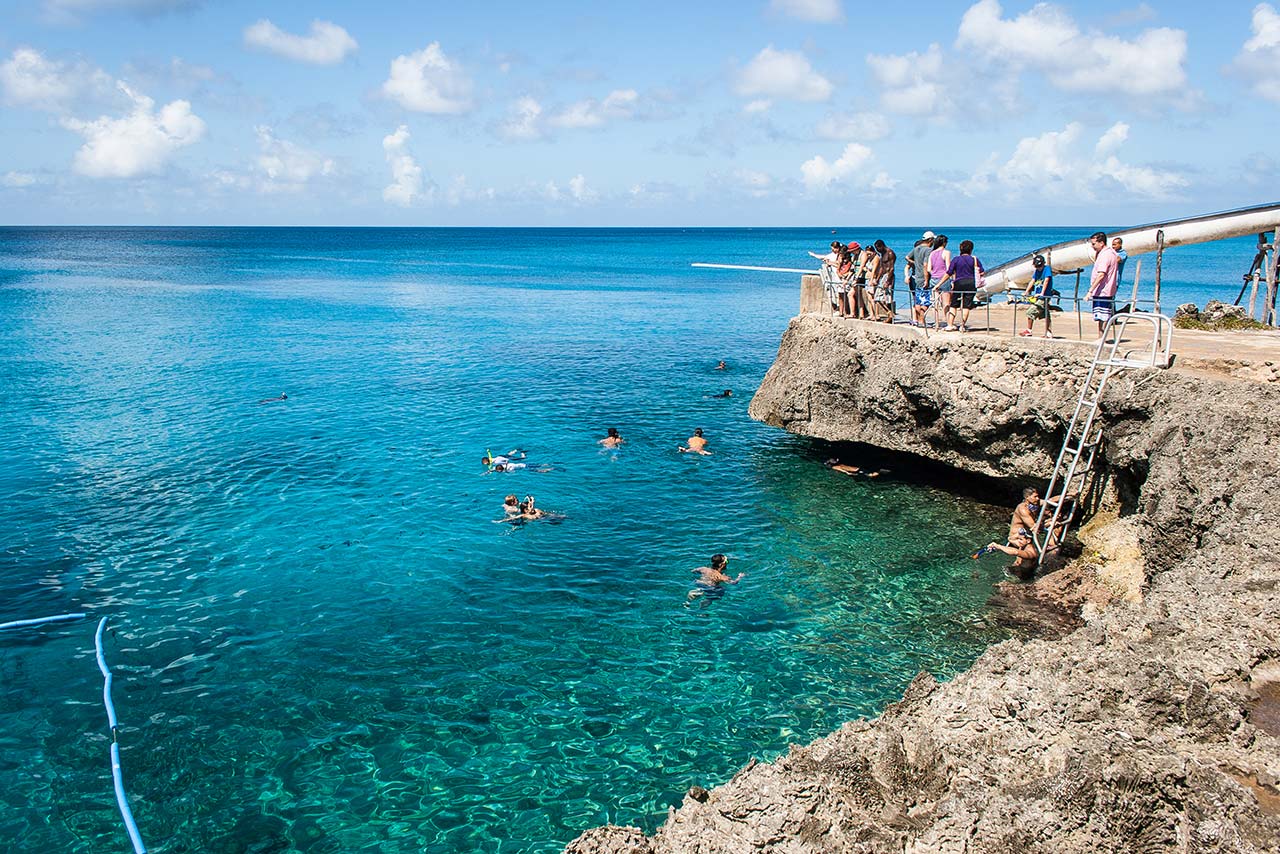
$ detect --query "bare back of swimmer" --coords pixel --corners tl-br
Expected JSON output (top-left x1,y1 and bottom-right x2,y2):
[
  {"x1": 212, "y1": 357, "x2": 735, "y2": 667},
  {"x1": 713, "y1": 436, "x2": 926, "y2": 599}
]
[{"x1": 679, "y1": 428, "x2": 711, "y2": 455}]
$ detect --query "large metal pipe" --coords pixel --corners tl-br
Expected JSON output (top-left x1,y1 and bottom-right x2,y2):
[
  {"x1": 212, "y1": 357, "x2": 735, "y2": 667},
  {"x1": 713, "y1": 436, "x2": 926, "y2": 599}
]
[{"x1": 981, "y1": 201, "x2": 1280, "y2": 293}]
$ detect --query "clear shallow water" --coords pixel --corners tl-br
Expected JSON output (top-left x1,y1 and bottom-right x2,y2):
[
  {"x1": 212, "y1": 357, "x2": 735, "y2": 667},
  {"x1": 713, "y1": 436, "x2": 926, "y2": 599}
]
[{"x1": 0, "y1": 227, "x2": 1257, "y2": 853}]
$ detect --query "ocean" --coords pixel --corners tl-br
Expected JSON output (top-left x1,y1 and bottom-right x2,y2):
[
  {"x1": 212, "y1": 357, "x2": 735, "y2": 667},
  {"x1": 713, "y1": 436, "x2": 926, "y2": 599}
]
[{"x1": 0, "y1": 226, "x2": 1260, "y2": 852}]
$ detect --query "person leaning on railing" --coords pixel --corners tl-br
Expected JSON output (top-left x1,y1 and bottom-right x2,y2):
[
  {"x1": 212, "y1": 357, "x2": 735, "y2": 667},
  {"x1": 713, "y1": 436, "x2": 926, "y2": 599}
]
[{"x1": 1020, "y1": 254, "x2": 1056, "y2": 339}]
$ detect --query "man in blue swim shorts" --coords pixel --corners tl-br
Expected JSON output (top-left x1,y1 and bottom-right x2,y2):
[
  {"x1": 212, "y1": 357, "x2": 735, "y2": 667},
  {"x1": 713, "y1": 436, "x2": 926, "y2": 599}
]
[{"x1": 1086, "y1": 231, "x2": 1120, "y2": 340}]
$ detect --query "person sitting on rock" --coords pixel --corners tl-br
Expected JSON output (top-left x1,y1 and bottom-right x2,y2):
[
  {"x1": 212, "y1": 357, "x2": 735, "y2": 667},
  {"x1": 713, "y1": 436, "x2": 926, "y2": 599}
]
[{"x1": 981, "y1": 488, "x2": 1043, "y2": 572}]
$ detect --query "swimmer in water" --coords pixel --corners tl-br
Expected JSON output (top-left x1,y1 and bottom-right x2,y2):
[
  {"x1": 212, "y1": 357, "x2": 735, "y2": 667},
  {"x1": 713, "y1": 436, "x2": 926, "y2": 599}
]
[
  {"x1": 518, "y1": 496, "x2": 545, "y2": 520},
  {"x1": 501, "y1": 494, "x2": 522, "y2": 520},
  {"x1": 712, "y1": 389, "x2": 733, "y2": 398},
  {"x1": 258, "y1": 393, "x2": 287, "y2": 404},
  {"x1": 715, "y1": 360, "x2": 727, "y2": 370},
  {"x1": 482, "y1": 449, "x2": 527, "y2": 467},
  {"x1": 599, "y1": 427, "x2": 624, "y2": 448},
  {"x1": 491, "y1": 461, "x2": 554, "y2": 473},
  {"x1": 686, "y1": 553, "x2": 745, "y2": 601},
  {"x1": 517, "y1": 495, "x2": 566, "y2": 521},
  {"x1": 824, "y1": 458, "x2": 881, "y2": 478},
  {"x1": 679, "y1": 428, "x2": 711, "y2": 455}
]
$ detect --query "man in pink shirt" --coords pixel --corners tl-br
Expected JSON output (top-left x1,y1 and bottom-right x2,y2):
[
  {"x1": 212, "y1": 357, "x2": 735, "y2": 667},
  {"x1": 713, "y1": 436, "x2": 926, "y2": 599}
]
[{"x1": 1086, "y1": 231, "x2": 1120, "y2": 339}]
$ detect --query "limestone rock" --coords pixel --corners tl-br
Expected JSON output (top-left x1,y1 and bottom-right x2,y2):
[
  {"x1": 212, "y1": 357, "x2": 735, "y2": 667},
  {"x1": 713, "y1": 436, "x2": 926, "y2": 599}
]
[{"x1": 567, "y1": 318, "x2": 1280, "y2": 853}]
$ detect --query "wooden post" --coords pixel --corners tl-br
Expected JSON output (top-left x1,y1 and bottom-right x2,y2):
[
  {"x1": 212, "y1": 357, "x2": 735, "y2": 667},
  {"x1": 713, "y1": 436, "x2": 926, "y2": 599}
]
[
  {"x1": 1153, "y1": 229, "x2": 1165, "y2": 315},
  {"x1": 1129, "y1": 259, "x2": 1142, "y2": 310},
  {"x1": 1249, "y1": 272, "x2": 1261, "y2": 321},
  {"x1": 1267, "y1": 226, "x2": 1279, "y2": 327}
]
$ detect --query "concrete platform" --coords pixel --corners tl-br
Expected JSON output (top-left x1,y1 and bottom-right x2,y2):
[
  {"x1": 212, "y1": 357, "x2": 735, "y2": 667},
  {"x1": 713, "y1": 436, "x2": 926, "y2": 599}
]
[{"x1": 799, "y1": 274, "x2": 1280, "y2": 385}]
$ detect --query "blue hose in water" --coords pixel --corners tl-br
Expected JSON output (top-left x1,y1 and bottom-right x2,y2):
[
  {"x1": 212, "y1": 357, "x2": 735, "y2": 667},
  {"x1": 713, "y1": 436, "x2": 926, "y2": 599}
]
[
  {"x1": 0, "y1": 613, "x2": 87, "y2": 632},
  {"x1": 95, "y1": 617, "x2": 147, "y2": 854}
]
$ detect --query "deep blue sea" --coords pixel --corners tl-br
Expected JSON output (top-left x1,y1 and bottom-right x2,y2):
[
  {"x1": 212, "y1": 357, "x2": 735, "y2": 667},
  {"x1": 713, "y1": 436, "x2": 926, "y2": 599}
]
[{"x1": 0, "y1": 227, "x2": 1258, "y2": 853}]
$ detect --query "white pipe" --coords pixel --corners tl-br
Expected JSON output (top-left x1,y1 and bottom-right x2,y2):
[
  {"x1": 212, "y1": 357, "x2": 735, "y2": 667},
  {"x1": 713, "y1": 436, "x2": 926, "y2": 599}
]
[{"x1": 981, "y1": 202, "x2": 1280, "y2": 293}]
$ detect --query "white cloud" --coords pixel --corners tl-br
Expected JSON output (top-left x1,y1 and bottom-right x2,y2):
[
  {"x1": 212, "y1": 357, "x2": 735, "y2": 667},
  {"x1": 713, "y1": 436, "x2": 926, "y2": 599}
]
[
  {"x1": 382, "y1": 42, "x2": 473, "y2": 114},
  {"x1": 736, "y1": 46, "x2": 833, "y2": 103},
  {"x1": 956, "y1": 0, "x2": 1187, "y2": 96},
  {"x1": 869, "y1": 171, "x2": 898, "y2": 192},
  {"x1": 734, "y1": 168, "x2": 775, "y2": 198},
  {"x1": 543, "y1": 175, "x2": 596, "y2": 204},
  {"x1": 445, "y1": 175, "x2": 495, "y2": 206},
  {"x1": 815, "y1": 111, "x2": 890, "y2": 141},
  {"x1": 381, "y1": 125, "x2": 427, "y2": 207},
  {"x1": 2, "y1": 171, "x2": 38, "y2": 187},
  {"x1": 243, "y1": 19, "x2": 358, "y2": 65},
  {"x1": 1095, "y1": 122, "x2": 1128, "y2": 155},
  {"x1": 549, "y1": 89, "x2": 639, "y2": 129},
  {"x1": 1235, "y1": 3, "x2": 1280, "y2": 104},
  {"x1": 742, "y1": 99, "x2": 772, "y2": 114},
  {"x1": 61, "y1": 82, "x2": 204, "y2": 178},
  {"x1": 867, "y1": 45, "x2": 945, "y2": 115},
  {"x1": 770, "y1": 0, "x2": 842, "y2": 22},
  {"x1": 1246, "y1": 2, "x2": 1280, "y2": 50},
  {"x1": 0, "y1": 47, "x2": 109, "y2": 111},
  {"x1": 254, "y1": 126, "x2": 335, "y2": 192},
  {"x1": 800, "y1": 142, "x2": 873, "y2": 190},
  {"x1": 500, "y1": 96, "x2": 544, "y2": 140},
  {"x1": 970, "y1": 122, "x2": 1187, "y2": 201},
  {"x1": 568, "y1": 174, "x2": 595, "y2": 202}
]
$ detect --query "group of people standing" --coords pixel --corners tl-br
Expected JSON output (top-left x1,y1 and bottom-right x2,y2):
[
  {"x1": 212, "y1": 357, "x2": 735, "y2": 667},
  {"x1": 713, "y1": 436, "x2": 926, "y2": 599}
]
[
  {"x1": 903, "y1": 231, "x2": 987, "y2": 332},
  {"x1": 815, "y1": 229, "x2": 1131, "y2": 340},
  {"x1": 810, "y1": 239, "x2": 898, "y2": 322},
  {"x1": 815, "y1": 231, "x2": 988, "y2": 332}
]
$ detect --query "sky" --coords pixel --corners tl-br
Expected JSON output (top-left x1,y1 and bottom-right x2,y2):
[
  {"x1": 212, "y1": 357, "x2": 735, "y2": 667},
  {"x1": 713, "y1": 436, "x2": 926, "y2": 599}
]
[{"x1": 1, "y1": 0, "x2": 1278, "y2": 226}]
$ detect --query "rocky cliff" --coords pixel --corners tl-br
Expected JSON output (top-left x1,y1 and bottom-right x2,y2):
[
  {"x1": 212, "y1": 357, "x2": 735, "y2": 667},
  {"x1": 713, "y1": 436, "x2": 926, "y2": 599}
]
[{"x1": 567, "y1": 316, "x2": 1280, "y2": 853}]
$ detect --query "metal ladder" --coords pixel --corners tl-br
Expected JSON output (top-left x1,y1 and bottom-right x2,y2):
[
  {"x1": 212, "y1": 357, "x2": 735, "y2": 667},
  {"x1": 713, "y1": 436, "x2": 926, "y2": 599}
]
[{"x1": 1032, "y1": 311, "x2": 1173, "y2": 567}]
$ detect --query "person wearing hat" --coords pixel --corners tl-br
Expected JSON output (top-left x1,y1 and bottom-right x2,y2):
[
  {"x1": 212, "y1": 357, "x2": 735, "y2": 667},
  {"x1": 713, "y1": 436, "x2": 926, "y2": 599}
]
[
  {"x1": 907, "y1": 231, "x2": 935, "y2": 326},
  {"x1": 1020, "y1": 254, "x2": 1055, "y2": 338}
]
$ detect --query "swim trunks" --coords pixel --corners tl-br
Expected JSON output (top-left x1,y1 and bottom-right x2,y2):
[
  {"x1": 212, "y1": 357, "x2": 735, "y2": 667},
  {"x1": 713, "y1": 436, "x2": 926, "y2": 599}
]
[{"x1": 1092, "y1": 297, "x2": 1114, "y2": 323}]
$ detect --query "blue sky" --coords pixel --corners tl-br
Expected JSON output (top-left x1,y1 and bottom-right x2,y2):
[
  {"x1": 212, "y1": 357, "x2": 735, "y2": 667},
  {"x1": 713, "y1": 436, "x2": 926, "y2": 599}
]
[{"x1": 1, "y1": 0, "x2": 1278, "y2": 225}]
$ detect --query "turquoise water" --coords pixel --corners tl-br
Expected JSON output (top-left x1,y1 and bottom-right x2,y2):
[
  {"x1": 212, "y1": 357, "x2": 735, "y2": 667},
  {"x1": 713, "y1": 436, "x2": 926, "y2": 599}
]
[{"x1": 0, "y1": 227, "x2": 1259, "y2": 853}]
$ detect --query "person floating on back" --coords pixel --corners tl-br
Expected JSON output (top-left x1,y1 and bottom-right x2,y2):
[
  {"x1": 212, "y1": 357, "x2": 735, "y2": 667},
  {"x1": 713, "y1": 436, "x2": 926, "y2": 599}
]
[
  {"x1": 258, "y1": 393, "x2": 287, "y2": 404},
  {"x1": 824, "y1": 458, "x2": 881, "y2": 478},
  {"x1": 679, "y1": 428, "x2": 711, "y2": 455},
  {"x1": 712, "y1": 389, "x2": 733, "y2": 398},
  {"x1": 687, "y1": 553, "x2": 745, "y2": 602}
]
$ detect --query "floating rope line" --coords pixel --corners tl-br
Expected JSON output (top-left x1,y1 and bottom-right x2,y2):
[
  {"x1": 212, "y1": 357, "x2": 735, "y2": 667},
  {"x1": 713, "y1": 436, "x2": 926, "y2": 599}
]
[
  {"x1": 95, "y1": 617, "x2": 148, "y2": 854},
  {"x1": 0, "y1": 612, "x2": 87, "y2": 631}
]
